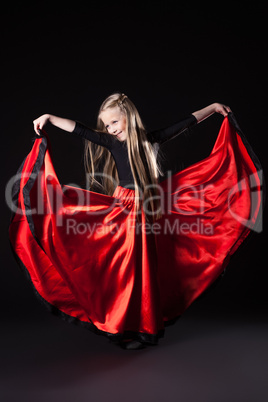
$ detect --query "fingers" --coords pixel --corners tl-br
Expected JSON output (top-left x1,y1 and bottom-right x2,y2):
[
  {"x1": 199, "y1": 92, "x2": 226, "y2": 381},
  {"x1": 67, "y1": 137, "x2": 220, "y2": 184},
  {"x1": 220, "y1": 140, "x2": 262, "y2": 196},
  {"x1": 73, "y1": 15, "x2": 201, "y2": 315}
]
[
  {"x1": 223, "y1": 105, "x2": 232, "y2": 115},
  {"x1": 33, "y1": 119, "x2": 42, "y2": 135},
  {"x1": 222, "y1": 107, "x2": 228, "y2": 117},
  {"x1": 219, "y1": 104, "x2": 232, "y2": 117},
  {"x1": 33, "y1": 125, "x2": 39, "y2": 135}
]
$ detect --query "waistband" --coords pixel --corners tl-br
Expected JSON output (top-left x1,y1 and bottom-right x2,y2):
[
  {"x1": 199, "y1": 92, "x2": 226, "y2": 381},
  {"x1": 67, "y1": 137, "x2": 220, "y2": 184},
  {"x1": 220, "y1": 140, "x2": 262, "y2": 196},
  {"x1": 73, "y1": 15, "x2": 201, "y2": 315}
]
[{"x1": 113, "y1": 185, "x2": 136, "y2": 200}]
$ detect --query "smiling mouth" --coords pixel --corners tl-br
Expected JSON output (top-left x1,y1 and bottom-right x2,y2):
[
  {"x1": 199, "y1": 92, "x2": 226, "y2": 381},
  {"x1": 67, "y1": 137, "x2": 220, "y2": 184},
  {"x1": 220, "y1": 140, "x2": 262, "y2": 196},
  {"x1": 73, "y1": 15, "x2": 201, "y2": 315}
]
[{"x1": 116, "y1": 132, "x2": 122, "y2": 137}]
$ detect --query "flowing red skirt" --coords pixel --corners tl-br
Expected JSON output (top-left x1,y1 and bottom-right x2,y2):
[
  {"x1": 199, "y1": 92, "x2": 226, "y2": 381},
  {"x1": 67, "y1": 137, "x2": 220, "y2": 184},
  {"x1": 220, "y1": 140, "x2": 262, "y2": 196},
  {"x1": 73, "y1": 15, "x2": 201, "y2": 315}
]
[{"x1": 8, "y1": 115, "x2": 263, "y2": 344}]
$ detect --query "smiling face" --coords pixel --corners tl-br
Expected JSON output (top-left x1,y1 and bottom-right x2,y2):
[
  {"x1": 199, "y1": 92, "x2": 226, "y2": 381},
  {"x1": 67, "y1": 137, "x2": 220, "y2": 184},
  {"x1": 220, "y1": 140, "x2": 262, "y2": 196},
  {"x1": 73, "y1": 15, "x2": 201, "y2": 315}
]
[{"x1": 100, "y1": 106, "x2": 127, "y2": 141}]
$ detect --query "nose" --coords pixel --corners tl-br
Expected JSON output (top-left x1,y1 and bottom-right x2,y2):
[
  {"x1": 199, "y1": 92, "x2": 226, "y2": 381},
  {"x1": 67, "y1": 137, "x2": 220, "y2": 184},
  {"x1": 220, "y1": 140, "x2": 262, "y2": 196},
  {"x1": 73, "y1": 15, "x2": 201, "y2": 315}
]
[{"x1": 107, "y1": 127, "x2": 114, "y2": 134}]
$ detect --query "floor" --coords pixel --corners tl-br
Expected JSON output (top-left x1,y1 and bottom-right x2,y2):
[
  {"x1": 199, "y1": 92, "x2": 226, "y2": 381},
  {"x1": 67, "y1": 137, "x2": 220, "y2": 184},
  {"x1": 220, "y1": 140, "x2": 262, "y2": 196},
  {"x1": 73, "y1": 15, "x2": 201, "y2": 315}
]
[{"x1": 1, "y1": 291, "x2": 267, "y2": 402}]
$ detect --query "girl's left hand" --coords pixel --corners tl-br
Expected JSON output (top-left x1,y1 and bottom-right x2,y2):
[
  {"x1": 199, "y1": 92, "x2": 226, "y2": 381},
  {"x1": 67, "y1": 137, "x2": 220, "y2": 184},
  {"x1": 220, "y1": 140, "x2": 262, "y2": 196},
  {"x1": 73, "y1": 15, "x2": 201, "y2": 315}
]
[{"x1": 214, "y1": 103, "x2": 232, "y2": 117}]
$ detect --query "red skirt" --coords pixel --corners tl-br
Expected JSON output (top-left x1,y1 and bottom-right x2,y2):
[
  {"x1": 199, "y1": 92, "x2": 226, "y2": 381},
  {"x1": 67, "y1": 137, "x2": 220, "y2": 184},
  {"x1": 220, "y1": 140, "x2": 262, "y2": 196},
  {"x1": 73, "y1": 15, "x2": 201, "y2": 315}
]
[{"x1": 8, "y1": 115, "x2": 263, "y2": 344}]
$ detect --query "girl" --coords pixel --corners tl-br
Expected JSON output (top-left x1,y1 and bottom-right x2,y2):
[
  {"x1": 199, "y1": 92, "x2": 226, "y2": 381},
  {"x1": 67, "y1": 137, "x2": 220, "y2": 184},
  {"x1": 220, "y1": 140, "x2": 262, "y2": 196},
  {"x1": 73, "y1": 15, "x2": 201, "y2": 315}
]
[
  {"x1": 33, "y1": 94, "x2": 231, "y2": 221},
  {"x1": 9, "y1": 93, "x2": 262, "y2": 350}
]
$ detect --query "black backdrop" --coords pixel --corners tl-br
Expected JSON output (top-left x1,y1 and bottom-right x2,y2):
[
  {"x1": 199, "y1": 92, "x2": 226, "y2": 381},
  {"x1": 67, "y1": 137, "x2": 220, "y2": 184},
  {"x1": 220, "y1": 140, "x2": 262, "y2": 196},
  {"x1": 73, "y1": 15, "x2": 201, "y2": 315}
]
[{"x1": 2, "y1": 2, "x2": 267, "y2": 317}]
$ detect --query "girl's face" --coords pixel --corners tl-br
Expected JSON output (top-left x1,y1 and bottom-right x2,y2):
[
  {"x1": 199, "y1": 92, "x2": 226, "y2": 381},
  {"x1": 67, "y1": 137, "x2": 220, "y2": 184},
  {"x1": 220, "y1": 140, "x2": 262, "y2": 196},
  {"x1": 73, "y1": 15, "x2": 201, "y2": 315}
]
[{"x1": 100, "y1": 107, "x2": 127, "y2": 141}]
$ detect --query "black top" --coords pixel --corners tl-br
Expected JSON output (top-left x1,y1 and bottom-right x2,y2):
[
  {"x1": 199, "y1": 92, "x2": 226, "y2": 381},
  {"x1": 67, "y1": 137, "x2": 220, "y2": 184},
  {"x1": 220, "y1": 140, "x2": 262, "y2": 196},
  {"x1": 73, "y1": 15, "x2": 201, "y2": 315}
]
[{"x1": 72, "y1": 114, "x2": 197, "y2": 188}]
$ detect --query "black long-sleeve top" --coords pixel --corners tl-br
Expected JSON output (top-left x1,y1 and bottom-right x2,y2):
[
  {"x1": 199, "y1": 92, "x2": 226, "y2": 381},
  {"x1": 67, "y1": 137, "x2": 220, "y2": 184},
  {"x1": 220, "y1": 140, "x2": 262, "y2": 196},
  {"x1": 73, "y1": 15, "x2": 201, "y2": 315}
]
[{"x1": 72, "y1": 114, "x2": 197, "y2": 188}]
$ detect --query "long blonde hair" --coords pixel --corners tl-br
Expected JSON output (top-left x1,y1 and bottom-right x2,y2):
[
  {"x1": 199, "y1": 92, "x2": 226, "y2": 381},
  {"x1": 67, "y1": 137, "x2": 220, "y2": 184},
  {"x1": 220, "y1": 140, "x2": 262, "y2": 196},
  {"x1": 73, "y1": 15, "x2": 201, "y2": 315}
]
[{"x1": 84, "y1": 92, "x2": 163, "y2": 221}]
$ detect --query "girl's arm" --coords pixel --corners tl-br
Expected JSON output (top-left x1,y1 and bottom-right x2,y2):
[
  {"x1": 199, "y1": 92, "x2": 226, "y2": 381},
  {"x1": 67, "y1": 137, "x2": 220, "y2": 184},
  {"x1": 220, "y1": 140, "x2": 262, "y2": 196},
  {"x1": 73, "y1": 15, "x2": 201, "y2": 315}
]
[
  {"x1": 192, "y1": 102, "x2": 232, "y2": 123},
  {"x1": 147, "y1": 114, "x2": 197, "y2": 144},
  {"x1": 33, "y1": 114, "x2": 76, "y2": 135},
  {"x1": 147, "y1": 103, "x2": 232, "y2": 144},
  {"x1": 33, "y1": 114, "x2": 114, "y2": 149}
]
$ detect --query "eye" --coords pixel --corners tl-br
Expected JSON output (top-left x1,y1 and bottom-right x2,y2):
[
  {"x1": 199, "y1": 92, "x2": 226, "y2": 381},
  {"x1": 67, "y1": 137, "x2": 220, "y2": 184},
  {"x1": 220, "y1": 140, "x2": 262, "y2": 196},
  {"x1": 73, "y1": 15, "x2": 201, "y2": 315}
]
[{"x1": 105, "y1": 121, "x2": 118, "y2": 129}]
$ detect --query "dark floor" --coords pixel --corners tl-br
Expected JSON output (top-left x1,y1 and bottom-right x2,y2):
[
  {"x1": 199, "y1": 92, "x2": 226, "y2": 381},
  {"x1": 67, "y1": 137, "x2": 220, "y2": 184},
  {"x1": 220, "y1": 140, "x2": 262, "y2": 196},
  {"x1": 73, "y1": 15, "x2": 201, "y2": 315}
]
[{"x1": 1, "y1": 292, "x2": 267, "y2": 402}]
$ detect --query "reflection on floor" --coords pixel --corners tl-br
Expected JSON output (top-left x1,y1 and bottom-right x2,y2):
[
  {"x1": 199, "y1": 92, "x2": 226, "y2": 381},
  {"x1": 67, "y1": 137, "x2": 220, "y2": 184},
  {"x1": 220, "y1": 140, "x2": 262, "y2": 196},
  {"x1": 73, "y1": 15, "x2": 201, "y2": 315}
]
[{"x1": 1, "y1": 294, "x2": 267, "y2": 402}]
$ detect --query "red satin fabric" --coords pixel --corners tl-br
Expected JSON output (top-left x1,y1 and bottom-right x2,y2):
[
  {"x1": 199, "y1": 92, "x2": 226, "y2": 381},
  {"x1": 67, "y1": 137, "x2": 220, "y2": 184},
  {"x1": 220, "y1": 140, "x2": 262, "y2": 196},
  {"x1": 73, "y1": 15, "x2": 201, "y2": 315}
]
[{"x1": 9, "y1": 117, "x2": 262, "y2": 342}]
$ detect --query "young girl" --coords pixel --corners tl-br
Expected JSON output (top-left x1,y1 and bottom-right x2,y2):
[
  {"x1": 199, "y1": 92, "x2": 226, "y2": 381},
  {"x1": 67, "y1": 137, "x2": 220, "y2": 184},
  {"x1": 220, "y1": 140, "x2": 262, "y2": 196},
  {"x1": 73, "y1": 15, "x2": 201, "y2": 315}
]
[
  {"x1": 9, "y1": 93, "x2": 262, "y2": 350},
  {"x1": 33, "y1": 95, "x2": 231, "y2": 220}
]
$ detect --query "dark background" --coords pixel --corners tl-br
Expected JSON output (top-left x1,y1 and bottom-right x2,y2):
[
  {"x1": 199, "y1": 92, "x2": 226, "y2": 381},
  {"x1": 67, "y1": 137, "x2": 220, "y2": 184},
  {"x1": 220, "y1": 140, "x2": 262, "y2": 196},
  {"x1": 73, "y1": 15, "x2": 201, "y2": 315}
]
[{"x1": 1, "y1": 3, "x2": 267, "y2": 401}]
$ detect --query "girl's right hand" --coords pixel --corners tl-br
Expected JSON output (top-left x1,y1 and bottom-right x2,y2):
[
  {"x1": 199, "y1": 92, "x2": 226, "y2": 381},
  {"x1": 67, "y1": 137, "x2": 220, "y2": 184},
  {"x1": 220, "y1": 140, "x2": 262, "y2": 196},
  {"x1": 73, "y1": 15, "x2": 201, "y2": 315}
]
[{"x1": 33, "y1": 114, "x2": 50, "y2": 135}]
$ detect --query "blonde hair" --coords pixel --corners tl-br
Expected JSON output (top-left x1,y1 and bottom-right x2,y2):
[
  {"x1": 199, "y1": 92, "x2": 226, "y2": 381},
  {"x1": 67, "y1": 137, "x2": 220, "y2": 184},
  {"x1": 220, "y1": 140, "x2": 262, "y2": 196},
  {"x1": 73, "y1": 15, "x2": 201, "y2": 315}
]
[{"x1": 84, "y1": 92, "x2": 163, "y2": 221}]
